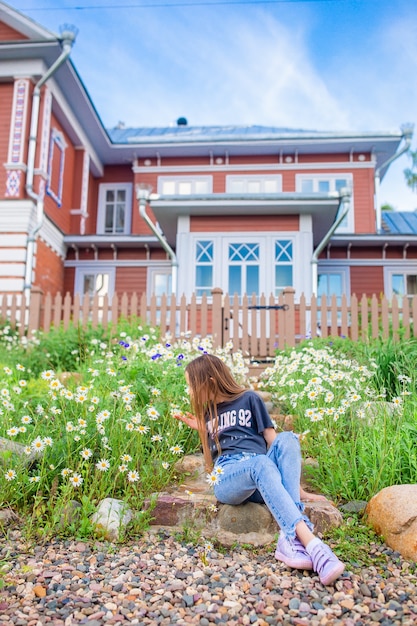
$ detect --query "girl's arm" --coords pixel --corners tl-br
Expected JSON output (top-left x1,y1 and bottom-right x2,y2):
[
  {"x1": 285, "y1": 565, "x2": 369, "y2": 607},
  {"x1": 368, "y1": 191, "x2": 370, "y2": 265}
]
[{"x1": 174, "y1": 411, "x2": 199, "y2": 430}]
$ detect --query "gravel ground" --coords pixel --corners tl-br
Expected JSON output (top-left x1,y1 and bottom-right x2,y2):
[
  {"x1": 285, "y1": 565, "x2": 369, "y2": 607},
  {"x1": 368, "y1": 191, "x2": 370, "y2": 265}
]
[{"x1": 0, "y1": 528, "x2": 416, "y2": 626}]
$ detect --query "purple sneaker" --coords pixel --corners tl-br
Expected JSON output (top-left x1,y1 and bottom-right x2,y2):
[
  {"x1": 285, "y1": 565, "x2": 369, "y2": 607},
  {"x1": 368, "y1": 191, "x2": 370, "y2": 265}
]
[
  {"x1": 306, "y1": 538, "x2": 345, "y2": 585},
  {"x1": 275, "y1": 532, "x2": 313, "y2": 570}
]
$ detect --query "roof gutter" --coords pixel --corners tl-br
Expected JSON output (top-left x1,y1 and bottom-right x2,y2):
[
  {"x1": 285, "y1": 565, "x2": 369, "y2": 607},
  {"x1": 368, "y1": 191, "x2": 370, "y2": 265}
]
[
  {"x1": 374, "y1": 122, "x2": 414, "y2": 233},
  {"x1": 24, "y1": 26, "x2": 77, "y2": 302},
  {"x1": 136, "y1": 185, "x2": 178, "y2": 294},
  {"x1": 311, "y1": 188, "x2": 352, "y2": 297}
]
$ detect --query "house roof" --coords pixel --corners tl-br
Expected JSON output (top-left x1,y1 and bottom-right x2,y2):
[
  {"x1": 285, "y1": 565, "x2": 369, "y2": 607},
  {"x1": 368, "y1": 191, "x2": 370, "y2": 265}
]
[
  {"x1": 0, "y1": 1, "x2": 408, "y2": 175},
  {"x1": 381, "y1": 211, "x2": 417, "y2": 235}
]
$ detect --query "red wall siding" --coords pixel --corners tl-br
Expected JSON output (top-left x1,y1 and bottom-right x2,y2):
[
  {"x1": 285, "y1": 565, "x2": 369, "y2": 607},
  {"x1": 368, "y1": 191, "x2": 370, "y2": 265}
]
[
  {"x1": 116, "y1": 266, "x2": 147, "y2": 296},
  {"x1": 350, "y1": 265, "x2": 384, "y2": 298},
  {"x1": 63, "y1": 266, "x2": 75, "y2": 295},
  {"x1": 0, "y1": 22, "x2": 28, "y2": 40},
  {"x1": 352, "y1": 169, "x2": 375, "y2": 233},
  {"x1": 190, "y1": 215, "x2": 299, "y2": 232},
  {"x1": 34, "y1": 239, "x2": 64, "y2": 296},
  {"x1": 43, "y1": 111, "x2": 77, "y2": 234}
]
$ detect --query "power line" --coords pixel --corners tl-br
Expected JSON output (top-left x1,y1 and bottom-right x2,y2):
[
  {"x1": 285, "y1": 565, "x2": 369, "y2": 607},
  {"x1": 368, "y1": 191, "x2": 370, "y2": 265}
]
[{"x1": 19, "y1": 0, "x2": 363, "y2": 12}]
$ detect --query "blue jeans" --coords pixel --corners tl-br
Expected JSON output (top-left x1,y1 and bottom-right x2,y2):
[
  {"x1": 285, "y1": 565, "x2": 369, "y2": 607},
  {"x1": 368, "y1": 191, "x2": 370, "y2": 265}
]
[{"x1": 213, "y1": 431, "x2": 313, "y2": 539}]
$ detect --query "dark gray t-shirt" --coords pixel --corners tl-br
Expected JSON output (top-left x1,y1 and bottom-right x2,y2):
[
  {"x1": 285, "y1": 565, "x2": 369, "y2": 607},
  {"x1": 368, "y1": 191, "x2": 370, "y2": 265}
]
[{"x1": 206, "y1": 390, "x2": 274, "y2": 461}]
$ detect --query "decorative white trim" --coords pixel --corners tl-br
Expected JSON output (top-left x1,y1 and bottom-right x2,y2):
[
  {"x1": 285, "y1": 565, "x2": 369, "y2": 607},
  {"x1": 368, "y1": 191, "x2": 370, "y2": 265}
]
[
  {"x1": 0, "y1": 278, "x2": 24, "y2": 292},
  {"x1": 39, "y1": 87, "x2": 52, "y2": 173},
  {"x1": 134, "y1": 161, "x2": 375, "y2": 174},
  {"x1": 319, "y1": 259, "x2": 417, "y2": 266},
  {"x1": 80, "y1": 150, "x2": 90, "y2": 234},
  {"x1": 38, "y1": 215, "x2": 66, "y2": 259},
  {"x1": 7, "y1": 78, "x2": 29, "y2": 165},
  {"x1": 0, "y1": 249, "x2": 26, "y2": 262},
  {"x1": 0, "y1": 200, "x2": 34, "y2": 231},
  {"x1": 65, "y1": 259, "x2": 170, "y2": 267},
  {"x1": 0, "y1": 263, "x2": 25, "y2": 278}
]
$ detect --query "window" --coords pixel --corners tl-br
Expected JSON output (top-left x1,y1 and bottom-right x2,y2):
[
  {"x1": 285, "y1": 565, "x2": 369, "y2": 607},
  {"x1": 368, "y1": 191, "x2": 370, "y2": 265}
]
[
  {"x1": 386, "y1": 267, "x2": 417, "y2": 305},
  {"x1": 226, "y1": 175, "x2": 282, "y2": 194},
  {"x1": 317, "y1": 267, "x2": 350, "y2": 329},
  {"x1": 75, "y1": 266, "x2": 115, "y2": 304},
  {"x1": 228, "y1": 243, "x2": 259, "y2": 297},
  {"x1": 317, "y1": 272, "x2": 345, "y2": 303},
  {"x1": 195, "y1": 240, "x2": 214, "y2": 297},
  {"x1": 275, "y1": 240, "x2": 293, "y2": 295},
  {"x1": 97, "y1": 183, "x2": 132, "y2": 235},
  {"x1": 158, "y1": 176, "x2": 212, "y2": 195},
  {"x1": 46, "y1": 129, "x2": 66, "y2": 207},
  {"x1": 296, "y1": 174, "x2": 353, "y2": 233}
]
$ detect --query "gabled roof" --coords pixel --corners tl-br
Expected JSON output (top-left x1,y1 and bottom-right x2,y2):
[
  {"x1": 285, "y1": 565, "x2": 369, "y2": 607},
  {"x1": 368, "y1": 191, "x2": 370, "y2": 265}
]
[
  {"x1": 382, "y1": 211, "x2": 417, "y2": 235},
  {"x1": 0, "y1": 0, "x2": 56, "y2": 40}
]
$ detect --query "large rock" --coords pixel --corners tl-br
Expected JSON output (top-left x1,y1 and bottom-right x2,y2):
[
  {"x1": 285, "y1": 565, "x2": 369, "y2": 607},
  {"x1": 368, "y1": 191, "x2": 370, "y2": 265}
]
[
  {"x1": 303, "y1": 500, "x2": 343, "y2": 533},
  {"x1": 216, "y1": 502, "x2": 277, "y2": 535},
  {"x1": 365, "y1": 484, "x2": 417, "y2": 561},
  {"x1": 0, "y1": 437, "x2": 39, "y2": 466},
  {"x1": 91, "y1": 498, "x2": 133, "y2": 541}
]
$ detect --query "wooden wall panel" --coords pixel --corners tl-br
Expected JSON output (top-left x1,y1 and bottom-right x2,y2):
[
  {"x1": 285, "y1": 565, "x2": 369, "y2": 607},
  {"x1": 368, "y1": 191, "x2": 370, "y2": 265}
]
[
  {"x1": 34, "y1": 239, "x2": 64, "y2": 296},
  {"x1": 190, "y1": 214, "x2": 299, "y2": 232},
  {"x1": 116, "y1": 266, "x2": 147, "y2": 296},
  {"x1": 350, "y1": 265, "x2": 384, "y2": 298},
  {"x1": 0, "y1": 22, "x2": 28, "y2": 40}
]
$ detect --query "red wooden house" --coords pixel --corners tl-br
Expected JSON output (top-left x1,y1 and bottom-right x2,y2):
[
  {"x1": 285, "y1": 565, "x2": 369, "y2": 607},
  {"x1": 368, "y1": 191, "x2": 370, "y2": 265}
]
[{"x1": 1, "y1": 1, "x2": 416, "y2": 315}]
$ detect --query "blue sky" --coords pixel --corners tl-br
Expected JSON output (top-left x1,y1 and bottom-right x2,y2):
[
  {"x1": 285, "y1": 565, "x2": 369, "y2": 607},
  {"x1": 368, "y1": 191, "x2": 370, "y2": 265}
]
[{"x1": 14, "y1": 0, "x2": 417, "y2": 210}]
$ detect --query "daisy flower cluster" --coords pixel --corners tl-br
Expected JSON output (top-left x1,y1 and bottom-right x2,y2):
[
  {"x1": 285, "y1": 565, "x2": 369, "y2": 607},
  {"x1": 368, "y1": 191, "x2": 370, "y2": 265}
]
[
  {"x1": 0, "y1": 327, "x2": 251, "y2": 516},
  {"x1": 259, "y1": 343, "x2": 385, "y2": 428}
]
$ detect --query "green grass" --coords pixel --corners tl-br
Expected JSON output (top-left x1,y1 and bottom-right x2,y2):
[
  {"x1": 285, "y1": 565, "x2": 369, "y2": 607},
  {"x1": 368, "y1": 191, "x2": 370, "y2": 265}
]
[{"x1": 1, "y1": 320, "x2": 417, "y2": 552}]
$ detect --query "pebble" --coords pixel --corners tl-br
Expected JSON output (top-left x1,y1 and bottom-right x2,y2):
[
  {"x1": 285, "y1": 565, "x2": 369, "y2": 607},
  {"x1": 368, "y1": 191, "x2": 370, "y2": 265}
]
[{"x1": 0, "y1": 530, "x2": 417, "y2": 625}]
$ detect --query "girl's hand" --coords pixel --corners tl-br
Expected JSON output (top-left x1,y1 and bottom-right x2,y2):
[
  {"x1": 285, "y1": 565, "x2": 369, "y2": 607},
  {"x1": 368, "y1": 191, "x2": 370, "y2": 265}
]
[{"x1": 174, "y1": 411, "x2": 199, "y2": 430}]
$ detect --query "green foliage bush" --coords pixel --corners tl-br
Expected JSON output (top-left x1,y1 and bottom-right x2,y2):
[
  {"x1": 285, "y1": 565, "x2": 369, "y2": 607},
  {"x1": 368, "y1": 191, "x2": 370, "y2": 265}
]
[
  {"x1": 259, "y1": 338, "x2": 417, "y2": 502},
  {"x1": 0, "y1": 321, "x2": 248, "y2": 539}
]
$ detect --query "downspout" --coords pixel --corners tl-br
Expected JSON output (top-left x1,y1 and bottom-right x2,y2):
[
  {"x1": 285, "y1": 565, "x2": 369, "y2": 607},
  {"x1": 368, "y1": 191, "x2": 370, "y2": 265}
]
[
  {"x1": 136, "y1": 188, "x2": 178, "y2": 294},
  {"x1": 311, "y1": 188, "x2": 351, "y2": 297},
  {"x1": 24, "y1": 25, "x2": 77, "y2": 301},
  {"x1": 374, "y1": 122, "x2": 414, "y2": 233}
]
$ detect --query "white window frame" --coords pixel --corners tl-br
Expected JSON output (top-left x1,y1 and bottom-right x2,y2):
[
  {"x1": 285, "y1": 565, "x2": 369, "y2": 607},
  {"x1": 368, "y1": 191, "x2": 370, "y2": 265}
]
[
  {"x1": 226, "y1": 175, "x2": 282, "y2": 194},
  {"x1": 384, "y1": 265, "x2": 417, "y2": 303},
  {"x1": 74, "y1": 265, "x2": 116, "y2": 302},
  {"x1": 296, "y1": 173, "x2": 354, "y2": 233},
  {"x1": 147, "y1": 266, "x2": 172, "y2": 300},
  {"x1": 157, "y1": 176, "x2": 213, "y2": 195},
  {"x1": 178, "y1": 232, "x2": 303, "y2": 299},
  {"x1": 317, "y1": 265, "x2": 350, "y2": 302},
  {"x1": 46, "y1": 128, "x2": 67, "y2": 207},
  {"x1": 97, "y1": 183, "x2": 133, "y2": 235}
]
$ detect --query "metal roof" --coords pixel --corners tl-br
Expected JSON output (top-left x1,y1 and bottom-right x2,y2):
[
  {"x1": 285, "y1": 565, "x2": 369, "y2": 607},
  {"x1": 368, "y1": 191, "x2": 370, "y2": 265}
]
[
  {"x1": 107, "y1": 124, "x2": 402, "y2": 146},
  {"x1": 381, "y1": 211, "x2": 417, "y2": 235}
]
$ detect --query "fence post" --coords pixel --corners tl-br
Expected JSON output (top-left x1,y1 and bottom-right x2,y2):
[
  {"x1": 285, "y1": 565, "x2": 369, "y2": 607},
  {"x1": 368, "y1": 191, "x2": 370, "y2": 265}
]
[
  {"x1": 28, "y1": 287, "x2": 43, "y2": 334},
  {"x1": 211, "y1": 287, "x2": 223, "y2": 349},
  {"x1": 283, "y1": 287, "x2": 295, "y2": 347}
]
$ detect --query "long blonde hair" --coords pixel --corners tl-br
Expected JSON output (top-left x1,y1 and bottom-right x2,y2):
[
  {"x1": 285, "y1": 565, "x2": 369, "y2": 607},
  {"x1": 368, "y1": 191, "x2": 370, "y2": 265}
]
[{"x1": 185, "y1": 354, "x2": 245, "y2": 471}]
